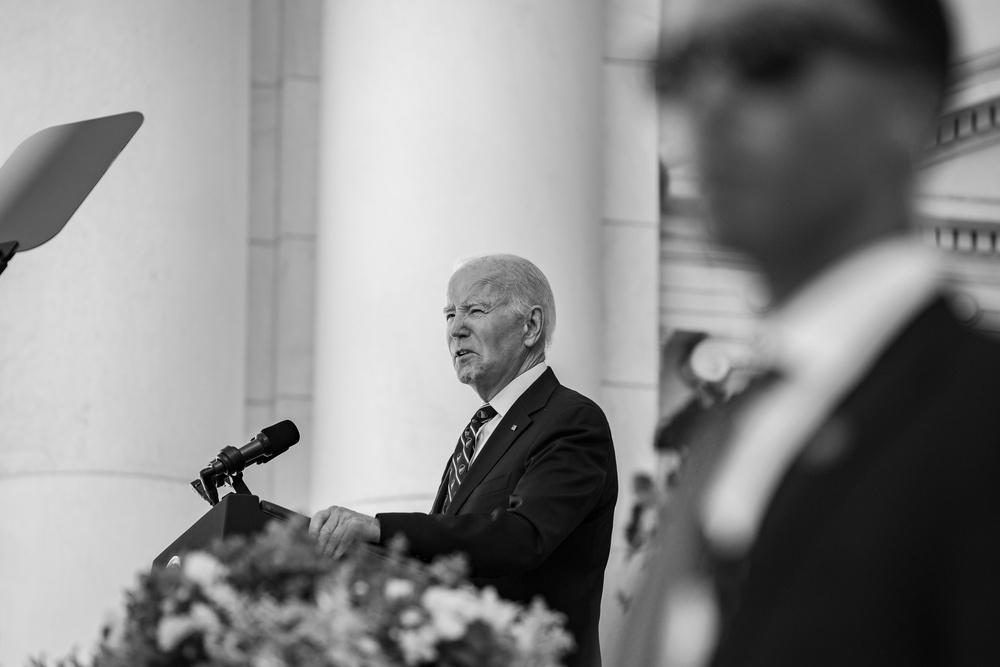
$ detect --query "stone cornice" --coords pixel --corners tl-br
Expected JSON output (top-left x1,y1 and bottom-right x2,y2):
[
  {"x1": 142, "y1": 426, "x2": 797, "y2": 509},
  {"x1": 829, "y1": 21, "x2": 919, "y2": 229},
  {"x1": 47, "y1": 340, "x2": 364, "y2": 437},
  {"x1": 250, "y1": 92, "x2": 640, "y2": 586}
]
[
  {"x1": 922, "y1": 95, "x2": 1000, "y2": 166},
  {"x1": 947, "y1": 46, "x2": 1000, "y2": 110}
]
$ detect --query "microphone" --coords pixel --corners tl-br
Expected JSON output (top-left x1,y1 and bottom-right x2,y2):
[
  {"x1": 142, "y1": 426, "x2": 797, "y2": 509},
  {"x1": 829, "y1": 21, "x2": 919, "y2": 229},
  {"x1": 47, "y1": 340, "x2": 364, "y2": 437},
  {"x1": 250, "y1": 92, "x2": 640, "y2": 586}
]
[
  {"x1": 192, "y1": 420, "x2": 300, "y2": 504},
  {"x1": 206, "y1": 420, "x2": 300, "y2": 477}
]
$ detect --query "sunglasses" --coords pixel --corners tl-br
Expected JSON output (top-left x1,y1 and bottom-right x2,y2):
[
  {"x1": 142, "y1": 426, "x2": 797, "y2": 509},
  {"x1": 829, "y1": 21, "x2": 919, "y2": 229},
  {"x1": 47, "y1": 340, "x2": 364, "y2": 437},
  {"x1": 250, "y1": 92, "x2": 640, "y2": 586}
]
[{"x1": 654, "y1": 13, "x2": 926, "y2": 97}]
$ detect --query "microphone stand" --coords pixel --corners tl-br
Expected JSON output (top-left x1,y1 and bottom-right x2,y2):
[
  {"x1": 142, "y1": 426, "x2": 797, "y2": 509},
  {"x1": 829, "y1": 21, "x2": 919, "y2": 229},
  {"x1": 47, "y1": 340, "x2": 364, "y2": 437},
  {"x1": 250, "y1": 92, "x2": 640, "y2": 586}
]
[
  {"x1": 191, "y1": 467, "x2": 251, "y2": 506},
  {"x1": 192, "y1": 462, "x2": 303, "y2": 523}
]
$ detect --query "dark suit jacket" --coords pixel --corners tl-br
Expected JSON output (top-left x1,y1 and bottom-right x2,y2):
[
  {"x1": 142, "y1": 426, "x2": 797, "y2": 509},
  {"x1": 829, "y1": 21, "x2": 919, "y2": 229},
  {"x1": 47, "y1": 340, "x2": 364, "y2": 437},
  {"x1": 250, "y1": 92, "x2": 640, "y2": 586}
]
[
  {"x1": 378, "y1": 368, "x2": 618, "y2": 667},
  {"x1": 711, "y1": 298, "x2": 1000, "y2": 665}
]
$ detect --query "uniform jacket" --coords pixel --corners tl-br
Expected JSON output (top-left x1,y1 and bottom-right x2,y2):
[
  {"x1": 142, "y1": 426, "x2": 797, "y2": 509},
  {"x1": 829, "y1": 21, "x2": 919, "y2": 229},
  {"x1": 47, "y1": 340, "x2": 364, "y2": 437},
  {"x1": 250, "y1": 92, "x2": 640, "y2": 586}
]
[{"x1": 711, "y1": 298, "x2": 1000, "y2": 665}]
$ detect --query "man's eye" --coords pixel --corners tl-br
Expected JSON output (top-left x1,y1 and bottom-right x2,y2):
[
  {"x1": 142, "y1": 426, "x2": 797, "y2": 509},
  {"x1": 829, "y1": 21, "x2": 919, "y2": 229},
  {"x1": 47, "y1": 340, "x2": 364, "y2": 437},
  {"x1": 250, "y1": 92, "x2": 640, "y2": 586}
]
[
  {"x1": 470, "y1": 308, "x2": 484, "y2": 315},
  {"x1": 445, "y1": 313, "x2": 454, "y2": 320}
]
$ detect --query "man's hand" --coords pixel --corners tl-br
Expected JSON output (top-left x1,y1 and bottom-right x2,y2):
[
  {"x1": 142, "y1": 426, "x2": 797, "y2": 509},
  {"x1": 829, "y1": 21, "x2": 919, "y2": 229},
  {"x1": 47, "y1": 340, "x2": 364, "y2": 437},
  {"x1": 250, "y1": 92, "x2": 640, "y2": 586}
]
[{"x1": 308, "y1": 506, "x2": 380, "y2": 558}]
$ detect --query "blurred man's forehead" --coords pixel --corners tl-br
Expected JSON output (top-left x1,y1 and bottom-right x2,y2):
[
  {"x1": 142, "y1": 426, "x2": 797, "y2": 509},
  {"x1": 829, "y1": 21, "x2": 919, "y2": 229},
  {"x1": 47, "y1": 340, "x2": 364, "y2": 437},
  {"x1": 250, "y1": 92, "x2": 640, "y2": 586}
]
[{"x1": 661, "y1": 0, "x2": 890, "y2": 34}]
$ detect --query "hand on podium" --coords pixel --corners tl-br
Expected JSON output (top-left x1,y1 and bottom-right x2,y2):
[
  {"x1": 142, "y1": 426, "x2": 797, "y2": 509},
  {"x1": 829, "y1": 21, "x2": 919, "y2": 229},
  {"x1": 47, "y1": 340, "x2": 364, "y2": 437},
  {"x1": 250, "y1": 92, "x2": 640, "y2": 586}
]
[{"x1": 309, "y1": 506, "x2": 381, "y2": 559}]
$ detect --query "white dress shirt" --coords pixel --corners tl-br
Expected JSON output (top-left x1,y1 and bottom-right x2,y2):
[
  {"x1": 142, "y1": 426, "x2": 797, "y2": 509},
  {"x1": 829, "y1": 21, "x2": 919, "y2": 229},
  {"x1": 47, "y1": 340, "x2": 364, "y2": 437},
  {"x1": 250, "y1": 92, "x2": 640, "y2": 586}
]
[
  {"x1": 471, "y1": 361, "x2": 548, "y2": 464},
  {"x1": 700, "y1": 236, "x2": 943, "y2": 556}
]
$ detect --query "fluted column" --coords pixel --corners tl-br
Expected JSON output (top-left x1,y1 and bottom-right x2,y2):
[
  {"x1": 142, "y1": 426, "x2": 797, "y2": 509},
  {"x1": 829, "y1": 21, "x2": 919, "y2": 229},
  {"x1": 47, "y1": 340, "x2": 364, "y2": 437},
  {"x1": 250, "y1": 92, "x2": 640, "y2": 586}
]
[
  {"x1": 311, "y1": 0, "x2": 605, "y2": 516},
  {"x1": 0, "y1": 2, "x2": 249, "y2": 663}
]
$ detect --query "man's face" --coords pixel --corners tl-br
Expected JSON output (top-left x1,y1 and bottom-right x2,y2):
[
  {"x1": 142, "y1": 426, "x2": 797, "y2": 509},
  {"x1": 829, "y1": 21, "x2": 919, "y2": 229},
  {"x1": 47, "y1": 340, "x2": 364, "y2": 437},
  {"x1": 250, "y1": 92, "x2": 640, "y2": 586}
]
[
  {"x1": 444, "y1": 266, "x2": 530, "y2": 402},
  {"x1": 658, "y1": 0, "x2": 925, "y2": 273}
]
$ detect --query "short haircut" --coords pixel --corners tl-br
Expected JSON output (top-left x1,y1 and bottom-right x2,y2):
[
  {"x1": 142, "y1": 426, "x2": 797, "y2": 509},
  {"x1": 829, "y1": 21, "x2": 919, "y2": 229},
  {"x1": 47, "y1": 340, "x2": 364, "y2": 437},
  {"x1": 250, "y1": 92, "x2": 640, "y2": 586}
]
[
  {"x1": 871, "y1": 0, "x2": 954, "y2": 97},
  {"x1": 454, "y1": 254, "x2": 556, "y2": 348}
]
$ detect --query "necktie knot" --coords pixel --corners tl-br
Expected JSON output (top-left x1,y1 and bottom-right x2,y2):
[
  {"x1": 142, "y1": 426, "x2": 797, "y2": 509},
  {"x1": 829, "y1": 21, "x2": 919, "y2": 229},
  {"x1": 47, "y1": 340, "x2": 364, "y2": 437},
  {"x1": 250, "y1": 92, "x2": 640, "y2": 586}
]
[{"x1": 472, "y1": 404, "x2": 498, "y2": 427}]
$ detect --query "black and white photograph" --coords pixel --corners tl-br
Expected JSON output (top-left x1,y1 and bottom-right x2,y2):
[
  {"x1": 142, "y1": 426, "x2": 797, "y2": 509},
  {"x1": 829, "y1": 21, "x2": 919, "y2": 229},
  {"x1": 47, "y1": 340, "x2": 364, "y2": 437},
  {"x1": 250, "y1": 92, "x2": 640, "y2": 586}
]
[{"x1": 0, "y1": 1, "x2": 998, "y2": 665}]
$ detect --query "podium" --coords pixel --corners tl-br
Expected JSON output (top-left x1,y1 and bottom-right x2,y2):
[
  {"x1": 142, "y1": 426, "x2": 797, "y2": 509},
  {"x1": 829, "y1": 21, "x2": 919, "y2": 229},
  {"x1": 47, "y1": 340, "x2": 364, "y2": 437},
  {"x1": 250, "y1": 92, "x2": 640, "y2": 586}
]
[{"x1": 153, "y1": 493, "x2": 307, "y2": 570}]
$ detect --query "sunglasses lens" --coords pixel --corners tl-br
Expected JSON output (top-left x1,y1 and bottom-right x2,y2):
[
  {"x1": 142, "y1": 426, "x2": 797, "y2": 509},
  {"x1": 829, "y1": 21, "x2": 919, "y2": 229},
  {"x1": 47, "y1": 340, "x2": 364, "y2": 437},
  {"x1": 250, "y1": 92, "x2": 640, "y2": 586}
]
[
  {"x1": 655, "y1": 20, "x2": 820, "y2": 95},
  {"x1": 736, "y1": 37, "x2": 808, "y2": 84},
  {"x1": 657, "y1": 14, "x2": 919, "y2": 99},
  {"x1": 654, "y1": 32, "x2": 812, "y2": 96}
]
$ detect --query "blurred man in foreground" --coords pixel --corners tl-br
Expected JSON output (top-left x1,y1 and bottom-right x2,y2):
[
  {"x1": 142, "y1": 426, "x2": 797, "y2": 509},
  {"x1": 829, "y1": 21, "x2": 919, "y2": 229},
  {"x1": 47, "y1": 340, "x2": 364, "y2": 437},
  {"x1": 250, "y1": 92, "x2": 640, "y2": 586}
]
[
  {"x1": 622, "y1": 0, "x2": 1000, "y2": 664},
  {"x1": 310, "y1": 254, "x2": 618, "y2": 667}
]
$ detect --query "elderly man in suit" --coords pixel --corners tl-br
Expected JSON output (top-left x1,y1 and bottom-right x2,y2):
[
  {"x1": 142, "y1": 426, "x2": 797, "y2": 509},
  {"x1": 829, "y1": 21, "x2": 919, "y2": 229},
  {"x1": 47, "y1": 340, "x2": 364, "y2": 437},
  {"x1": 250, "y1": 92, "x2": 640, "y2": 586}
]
[
  {"x1": 621, "y1": 0, "x2": 1000, "y2": 665},
  {"x1": 310, "y1": 254, "x2": 618, "y2": 667}
]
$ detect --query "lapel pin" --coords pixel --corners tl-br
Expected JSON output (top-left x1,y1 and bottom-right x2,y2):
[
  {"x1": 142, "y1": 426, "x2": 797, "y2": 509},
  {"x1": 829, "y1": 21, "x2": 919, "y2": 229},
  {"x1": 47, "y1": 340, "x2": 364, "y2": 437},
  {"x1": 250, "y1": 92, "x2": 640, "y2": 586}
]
[{"x1": 511, "y1": 424, "x2": 517, "y2": 431}]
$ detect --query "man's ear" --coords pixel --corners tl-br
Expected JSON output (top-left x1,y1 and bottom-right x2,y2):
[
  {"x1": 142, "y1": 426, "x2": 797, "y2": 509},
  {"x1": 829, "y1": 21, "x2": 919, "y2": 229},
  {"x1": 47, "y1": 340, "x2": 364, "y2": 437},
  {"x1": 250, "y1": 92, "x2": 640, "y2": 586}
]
[{"x1": 523, "y1": 306, "x2": 544, "y2": 348}]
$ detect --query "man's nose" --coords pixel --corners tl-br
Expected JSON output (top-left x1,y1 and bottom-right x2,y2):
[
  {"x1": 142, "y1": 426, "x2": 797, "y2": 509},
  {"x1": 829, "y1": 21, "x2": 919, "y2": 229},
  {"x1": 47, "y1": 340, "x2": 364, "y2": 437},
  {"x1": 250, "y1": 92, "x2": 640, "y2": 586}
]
[
  {"x1": 449, "y1": 313, "x2": 468, "y2": 337},
  {"x1": 686, "y1": 71, "x2": 738, "y2": 131}
]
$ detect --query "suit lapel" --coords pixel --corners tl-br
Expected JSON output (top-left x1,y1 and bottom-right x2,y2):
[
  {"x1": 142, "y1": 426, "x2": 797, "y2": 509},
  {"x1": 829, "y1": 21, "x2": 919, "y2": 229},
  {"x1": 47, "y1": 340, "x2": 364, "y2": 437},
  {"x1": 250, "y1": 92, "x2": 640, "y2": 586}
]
[
  {"x1": 445, "y1": 368, "x2": 559, "y2": 515},
  {"x1": 430, "y1": 462, "x2": 450, "y2": 513}
]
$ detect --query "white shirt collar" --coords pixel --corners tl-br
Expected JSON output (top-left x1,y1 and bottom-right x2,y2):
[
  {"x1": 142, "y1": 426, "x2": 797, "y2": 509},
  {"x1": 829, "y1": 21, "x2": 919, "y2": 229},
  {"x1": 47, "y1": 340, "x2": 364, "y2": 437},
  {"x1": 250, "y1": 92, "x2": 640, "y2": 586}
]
[
  {"x1": 486, "y1": 361, "x2": 548, "y2": 417},
  {"x1": 758, "y1": 235, "x2": 942, "y2": 385}
]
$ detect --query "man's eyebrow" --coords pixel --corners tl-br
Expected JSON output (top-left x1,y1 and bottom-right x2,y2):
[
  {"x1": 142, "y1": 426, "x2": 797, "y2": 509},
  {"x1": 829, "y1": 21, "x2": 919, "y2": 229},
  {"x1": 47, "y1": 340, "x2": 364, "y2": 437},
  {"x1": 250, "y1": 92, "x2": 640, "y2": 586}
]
[{"x1": 442, "y1": 300, "x2": 491, "y2": 314}]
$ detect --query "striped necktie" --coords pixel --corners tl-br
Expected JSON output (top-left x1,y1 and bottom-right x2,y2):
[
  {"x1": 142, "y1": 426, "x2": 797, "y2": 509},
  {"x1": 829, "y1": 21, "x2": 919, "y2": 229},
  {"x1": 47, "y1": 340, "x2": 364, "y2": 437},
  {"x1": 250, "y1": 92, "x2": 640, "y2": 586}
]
[{"x1": 441, "y1": 404, "x2": 498, "y2": 513}]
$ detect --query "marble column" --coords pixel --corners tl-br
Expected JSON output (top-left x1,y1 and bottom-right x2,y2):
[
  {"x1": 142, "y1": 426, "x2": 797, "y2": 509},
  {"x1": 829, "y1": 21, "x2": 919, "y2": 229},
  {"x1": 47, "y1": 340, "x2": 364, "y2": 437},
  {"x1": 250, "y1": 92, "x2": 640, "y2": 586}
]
[
  {"x1": 600, "y1": 0, "x2": 664, "y2": 655},
  {"x1": 311, "y1": 0, "x2": 605, "y2": 517},
  {"x1": 0, "y1": 2, "x2": 249, "y2": 663}
]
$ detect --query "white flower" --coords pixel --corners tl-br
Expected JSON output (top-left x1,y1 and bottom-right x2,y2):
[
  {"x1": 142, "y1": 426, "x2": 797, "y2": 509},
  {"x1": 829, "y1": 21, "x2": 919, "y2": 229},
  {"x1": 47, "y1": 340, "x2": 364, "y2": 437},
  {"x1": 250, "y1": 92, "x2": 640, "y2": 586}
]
[
  {"x1": 384, "y1": 578, "x2": 415, "y2": 601},
  {"x1": 421, "y1": 586, "x2": 478, "y2": 640},
  {"x1": 474, "y1": 586, "x2": 520, "y2": 631},
  {"x1": 157, "y1": 614, "x2": 195, "y2": 651},
  {"x1": 182, "y1": 552, "x2": 226, "y2": 587},
  {"x1": 399, "y1": 607, "x2": 424, "y2": 628},
  {"x1": 510, "y1": 598, "x2": 575, "y2": 662},
  {"x1": 251, "y1": 647, "x2": 287, "y2": 667},
  {"x1": 157, "y1": 602, "x2": 223, "y2": 653},
  {"x1": 356, "y1": 635, "x2": 381, "y2": 658},
  {"x1": 189, "y1": 602, "x2": 223, "y2": 634},
  {"x1": 397, "y1": 625, "x2": 439, "y2": 666}
]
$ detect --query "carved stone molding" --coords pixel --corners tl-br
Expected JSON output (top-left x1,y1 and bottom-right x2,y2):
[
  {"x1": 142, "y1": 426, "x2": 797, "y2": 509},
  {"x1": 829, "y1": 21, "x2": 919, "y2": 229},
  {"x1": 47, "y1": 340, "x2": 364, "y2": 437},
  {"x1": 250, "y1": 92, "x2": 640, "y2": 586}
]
[
  {"x1": 923, "y1": 96, "x2": 1000, "y2": 166},
  {"x1": 923, "y1": 48, "x2": 1000, "y2": 165}
]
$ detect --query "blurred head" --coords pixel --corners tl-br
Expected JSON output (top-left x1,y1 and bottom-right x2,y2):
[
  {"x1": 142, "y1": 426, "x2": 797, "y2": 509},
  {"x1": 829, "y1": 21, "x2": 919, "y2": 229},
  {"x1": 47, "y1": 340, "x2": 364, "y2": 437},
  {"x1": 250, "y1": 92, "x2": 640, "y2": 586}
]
[
  {"x1": 633, "y1": 473, "x2": 658, "y2": 506},
  {"x1": 657, "y1": 0, "x2": 952, "y2": 301},
  {"x1": 654, "y1": 397, "x2": 707, "y2": 490},
  {"x1": 444, "y1": 254, "x2": 554, "y2": 401}
]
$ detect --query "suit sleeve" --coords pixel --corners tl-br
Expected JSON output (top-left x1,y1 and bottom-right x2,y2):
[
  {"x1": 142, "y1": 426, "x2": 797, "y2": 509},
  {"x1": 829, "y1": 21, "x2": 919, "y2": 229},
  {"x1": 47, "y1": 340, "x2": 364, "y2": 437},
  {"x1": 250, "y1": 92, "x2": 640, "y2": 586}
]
[{"x1": 377, "y1": 399, "x2": 615, "y2": 578}]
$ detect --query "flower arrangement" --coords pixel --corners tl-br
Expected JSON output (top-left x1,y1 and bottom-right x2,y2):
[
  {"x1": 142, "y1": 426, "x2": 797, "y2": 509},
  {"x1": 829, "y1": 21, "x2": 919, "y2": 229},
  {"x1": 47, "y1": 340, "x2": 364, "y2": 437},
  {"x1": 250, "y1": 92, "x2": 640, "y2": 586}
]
[{"x1": 34, "y1": 520, "x2": 573, "y2": 667}]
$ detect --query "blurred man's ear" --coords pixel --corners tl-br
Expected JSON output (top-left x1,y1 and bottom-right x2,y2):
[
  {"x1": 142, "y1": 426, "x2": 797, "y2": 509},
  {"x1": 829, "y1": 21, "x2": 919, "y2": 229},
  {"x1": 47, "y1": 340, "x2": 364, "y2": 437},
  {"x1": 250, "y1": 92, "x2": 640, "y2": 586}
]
[
  {"x1": 523, "y1": 306, "x2": 544, "y2": 348},
  {"x1": 884, "y1": 73, "x2": 944, "y2": 158}
]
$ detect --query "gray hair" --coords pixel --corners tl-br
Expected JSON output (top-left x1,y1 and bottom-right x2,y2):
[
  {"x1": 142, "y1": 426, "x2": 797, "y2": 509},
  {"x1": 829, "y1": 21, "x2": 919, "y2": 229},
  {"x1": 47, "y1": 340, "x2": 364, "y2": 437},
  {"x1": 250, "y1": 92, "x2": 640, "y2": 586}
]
[{"x1": 454, "y1": 254, "x2": 556, "y2": 348}]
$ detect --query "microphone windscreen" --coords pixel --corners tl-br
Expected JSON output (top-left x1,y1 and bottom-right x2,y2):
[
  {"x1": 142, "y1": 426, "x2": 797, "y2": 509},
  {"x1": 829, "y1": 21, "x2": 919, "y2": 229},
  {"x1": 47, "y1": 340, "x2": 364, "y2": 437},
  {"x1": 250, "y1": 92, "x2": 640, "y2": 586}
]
[{"x1": 260, "y1": 420, "x2": 300, "y2": 455}]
